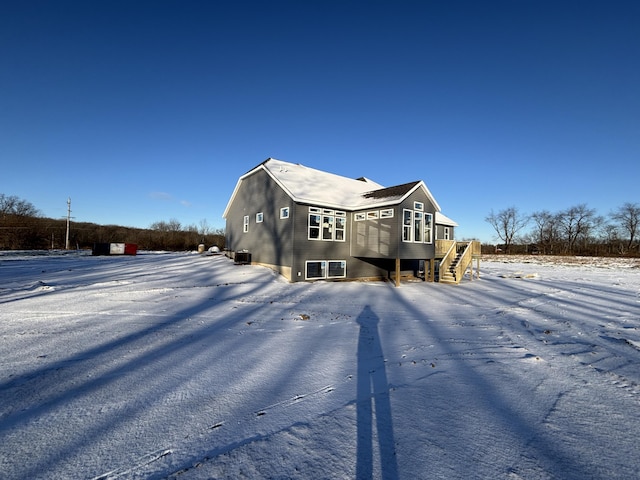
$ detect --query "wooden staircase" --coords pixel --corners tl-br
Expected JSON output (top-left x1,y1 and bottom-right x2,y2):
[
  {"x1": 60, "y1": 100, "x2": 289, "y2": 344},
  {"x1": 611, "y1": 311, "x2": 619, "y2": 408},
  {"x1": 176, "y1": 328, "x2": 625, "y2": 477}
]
[{"x1": 436, "y1": 240, "x2": 481, "y2": 284}]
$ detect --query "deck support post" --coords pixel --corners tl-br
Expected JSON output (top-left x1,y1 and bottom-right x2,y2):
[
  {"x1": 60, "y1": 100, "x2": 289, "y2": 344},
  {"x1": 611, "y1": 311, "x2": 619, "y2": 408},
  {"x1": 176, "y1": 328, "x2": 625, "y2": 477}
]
[{"x1": 395, "y1": 258, "x2": 401, "y2": 287}]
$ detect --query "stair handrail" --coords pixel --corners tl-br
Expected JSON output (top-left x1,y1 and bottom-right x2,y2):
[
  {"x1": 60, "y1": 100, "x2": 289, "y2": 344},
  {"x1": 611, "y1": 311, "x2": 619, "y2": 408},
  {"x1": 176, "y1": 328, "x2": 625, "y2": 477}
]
[
  {"x1": 439, "y1": 240, "x2": 458, "y2": 280},
  {"x1": 453, "y1": 241, "x2": 473, "y2": 282}
]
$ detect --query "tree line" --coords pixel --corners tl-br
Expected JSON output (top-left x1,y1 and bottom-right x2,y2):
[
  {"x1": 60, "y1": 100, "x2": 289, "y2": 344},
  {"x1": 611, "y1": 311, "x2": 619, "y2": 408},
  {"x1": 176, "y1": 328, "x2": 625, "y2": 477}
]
[
  {"x1": 0, "y1": 194, "x2": 225, "y2": 251},
  {"x1": 485, "y1": 203, "x2": 639, "y2": 256}
]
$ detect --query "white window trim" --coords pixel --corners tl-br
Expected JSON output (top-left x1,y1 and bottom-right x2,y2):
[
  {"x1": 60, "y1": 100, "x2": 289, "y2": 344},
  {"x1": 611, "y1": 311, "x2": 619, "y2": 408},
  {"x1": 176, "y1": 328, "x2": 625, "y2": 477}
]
[
  {"x1": 243, "y1": 215, "x2": 249, "y2": 233},
  {"x1": 403, "y1": 209, "x2": 412, "y2": 242},
  {"x1": 414, "y1": 211, "x2": 423, "y2": 243},
  {"x1": 354, "y1": 212, "x2": 366, "y2": 221},
  {"x1": 308, "y1": 207, "x2": 346, "y2": 242},
  {"x1": 327, "y1": 260, "x2": 347, "y2": 278},
  {"x1": 414, "y1": 201, "x2": 424, "y2": 211},
  {"x1": 308, "y1": 213, "x2": 321, "y2": 240},
  {"x1": 380, "y1": 209, "x2": 394, "y2": 218},
  {"x1": 305, "y1": 260, "x2": 326, "y2": 279},
  {"x1": 256, "y1": 212, "x2": 263, "y2": 223},
  {"x1": 280, "y1": 207, "x2": 289, "y2": 219},
  {"x1": 305, "y1": 260, "x2": 347, "y2": 280},
  {"x1": 334, "y1": 215, "x2": 346, "y2": 242},
  {"x1": 424, "y1": 213, "x2": 434, "y2": 243}
]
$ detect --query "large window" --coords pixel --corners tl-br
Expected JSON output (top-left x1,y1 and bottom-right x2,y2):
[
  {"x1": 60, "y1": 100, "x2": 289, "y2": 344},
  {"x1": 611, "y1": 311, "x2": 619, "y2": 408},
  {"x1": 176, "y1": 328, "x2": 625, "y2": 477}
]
[
  {"x1": 403, "y1": 209, "x2": 412, "y2": 242},
  {"x1": 308, "y1": 207, "x2": 346, "y2": 241},
  {"x1": 305, "y1": 260, "x2": 346, "y2": 279},
  {"x1": 403, "y1": 207, "x2": 433, "y2": 244},
  {"x1": 424, "y1": 213, "x2": 434, "y2": 243},
  {"x1": 414, "y1": 211, "x2": 423, "y2": 242}
]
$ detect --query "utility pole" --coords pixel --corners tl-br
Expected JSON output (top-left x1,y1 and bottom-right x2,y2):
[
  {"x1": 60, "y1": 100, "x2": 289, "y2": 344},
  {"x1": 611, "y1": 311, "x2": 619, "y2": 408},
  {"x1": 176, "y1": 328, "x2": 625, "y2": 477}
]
[{"x1": 65, "y1": 197, "x2": 71, "y2": 250}]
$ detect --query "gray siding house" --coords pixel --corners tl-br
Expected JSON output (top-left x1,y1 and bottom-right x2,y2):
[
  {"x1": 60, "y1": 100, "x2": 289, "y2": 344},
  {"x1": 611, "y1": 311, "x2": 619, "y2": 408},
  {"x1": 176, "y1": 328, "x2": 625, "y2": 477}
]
[{"x1": 223, "y1": 158, "x2": 475, "y2": 284}]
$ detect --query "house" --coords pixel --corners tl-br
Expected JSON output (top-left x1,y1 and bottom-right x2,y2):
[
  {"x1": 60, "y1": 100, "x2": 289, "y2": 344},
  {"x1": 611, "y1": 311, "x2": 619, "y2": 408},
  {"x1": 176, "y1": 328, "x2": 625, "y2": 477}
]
[{"x1": 223, "y1": 158, "x2": 479, "y2": 285}]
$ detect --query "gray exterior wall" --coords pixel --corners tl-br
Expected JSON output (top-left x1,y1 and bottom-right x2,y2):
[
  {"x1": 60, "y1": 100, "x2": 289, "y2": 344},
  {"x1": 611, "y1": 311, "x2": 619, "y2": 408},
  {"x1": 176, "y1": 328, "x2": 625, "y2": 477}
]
[
  {"x1": 350, "y1": 209, "x2": 398, "y2": 258},
  {"x1": 225, "y1": 169, "x2": 294, "y2": 275},
  {"x1": 349, "y1": 187, "x2": 437, "y2": 261},
  {"x1": 435, "y1": 224, "x2": 455, "y2": 240},
  {"x1": 289, "y1": 203, "x2": 354, "y2": 281}
]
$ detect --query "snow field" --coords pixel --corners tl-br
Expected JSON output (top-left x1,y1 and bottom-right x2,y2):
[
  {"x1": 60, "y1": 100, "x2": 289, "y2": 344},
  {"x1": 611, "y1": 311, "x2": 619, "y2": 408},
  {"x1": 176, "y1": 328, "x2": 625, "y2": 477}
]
[{"x1": 1, "y1": 252, "x2": 639, "y2": 479}]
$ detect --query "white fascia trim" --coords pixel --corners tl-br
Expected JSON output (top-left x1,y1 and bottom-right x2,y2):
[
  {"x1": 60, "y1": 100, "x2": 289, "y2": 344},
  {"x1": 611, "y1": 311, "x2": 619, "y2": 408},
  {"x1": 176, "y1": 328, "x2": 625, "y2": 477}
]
[{"x1": 222, "y1": 163, "x2": 272, "y2": 219}]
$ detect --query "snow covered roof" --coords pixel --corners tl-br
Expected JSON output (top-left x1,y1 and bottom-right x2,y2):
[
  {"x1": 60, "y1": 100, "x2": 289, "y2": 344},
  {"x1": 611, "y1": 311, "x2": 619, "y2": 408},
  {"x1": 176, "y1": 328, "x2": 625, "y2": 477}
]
[
  {"x1": 436, "y1": 212, "x2": 458, "y2": 227},
  {"x1": 223, "y1": 158, "x2": 444, "y2": 217}
]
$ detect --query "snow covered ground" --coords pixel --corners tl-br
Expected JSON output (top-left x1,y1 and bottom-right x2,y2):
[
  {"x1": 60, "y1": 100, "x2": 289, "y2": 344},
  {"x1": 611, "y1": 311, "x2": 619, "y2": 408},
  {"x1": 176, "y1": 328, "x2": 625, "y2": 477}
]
[{"x1": 1, "y1": 251, "x2": 639, "y2": 479}]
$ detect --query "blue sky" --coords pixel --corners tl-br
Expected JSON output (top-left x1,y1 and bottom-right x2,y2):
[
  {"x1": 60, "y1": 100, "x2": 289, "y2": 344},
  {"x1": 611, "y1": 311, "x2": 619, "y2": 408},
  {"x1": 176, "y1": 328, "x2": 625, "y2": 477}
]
[{"x1": 2, "y1": 1, "x2": 638, "y2": 243}]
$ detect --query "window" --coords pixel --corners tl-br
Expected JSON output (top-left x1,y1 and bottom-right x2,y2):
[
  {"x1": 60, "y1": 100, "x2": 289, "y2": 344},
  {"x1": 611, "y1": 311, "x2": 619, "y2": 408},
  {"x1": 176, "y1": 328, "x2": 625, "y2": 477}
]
[
  {"x1": 322, "y1": 215, "x2": 334, "y2": 240},
  {"x1": 414, "y1": 201, "x2": 424, "y2": 211},
  {"x1": 403, "y1": 209, "x2": 412, "y2": 242},
  {"x1": 280, "y1": 207, "x2": 289, "y2": 219},
  {"x1": 309, "y1": 213, "x2": 321, "y2": 239},
  {"x1": 380, "y1": 209, "x2": 394, "y2": 218},
  {"x1": 243, "y1": 215, "x2": 249, "y2": 233},
  {"x1": 354, "y1": 212, "x2": 366, "y2": 221},
  {"x1": 444, "y1": 226, "x2": 450, "y2": 240},
  {"x1": 308, "y1": 207, "x2": 345, "y2": 241},
  {"x1": 327, "y1": 260, "x2": 346, "y2": 278},
  {"x1": 414, "y1": 211, "x2": 423, "y2": 242},
  {"x1": 335, "y1": 214, "x2": 346, "y2": 241},
  {"x1": 256, "y1": 212, "x2": 263, "y2": 223},
  {"x1": 367, "y1": 211, "x2": 379, "y2": 220},
  {"x1": 305, "y1": 260, "x2": 346, "y2": 279},
  {"x1": 306, "y1": 261, "x2": 326, "y2": 279},
  {"x1": 404, "y1": 205, "x2": 433, "y2": 243},
  {"x1": 424, "y1": 213, "x2": 434, "y2": 243}
]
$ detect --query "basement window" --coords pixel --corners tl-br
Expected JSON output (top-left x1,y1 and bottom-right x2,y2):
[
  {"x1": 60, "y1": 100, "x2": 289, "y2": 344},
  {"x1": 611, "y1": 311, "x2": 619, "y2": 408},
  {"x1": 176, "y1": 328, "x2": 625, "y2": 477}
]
[{"x1": 305, "y1": 260, "x2": 346, "y2": 280}]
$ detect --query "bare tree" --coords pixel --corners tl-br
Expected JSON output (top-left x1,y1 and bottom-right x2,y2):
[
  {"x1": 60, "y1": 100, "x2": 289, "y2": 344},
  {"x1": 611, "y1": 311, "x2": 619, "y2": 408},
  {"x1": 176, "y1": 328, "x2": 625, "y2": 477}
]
[
  {"x1": 0, "y1": 194, "x2": 41, "y2": 218},
  {"x1": 530, "y1": 210, "x2": 561, "y2": 254},
  {"x1": 611, "y1": 202, "x2": 640, "y2": 252},
  {"x1": 149, "y1": 219, "x2": 181, "y2": 232},
  {"x1": 485, "y1": 207, "x2": 529, "y2": 253},
  {"x1": 557, "y1": 204, "x2": 597, "y2": 254},
  {"x1": 198, "y1": 218, "x2": 210, "y2": 236}
]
